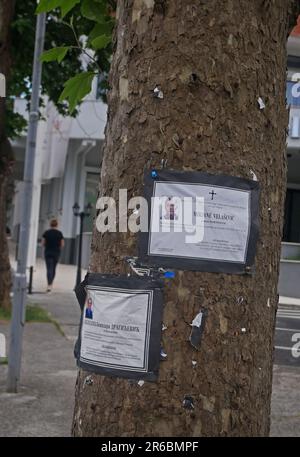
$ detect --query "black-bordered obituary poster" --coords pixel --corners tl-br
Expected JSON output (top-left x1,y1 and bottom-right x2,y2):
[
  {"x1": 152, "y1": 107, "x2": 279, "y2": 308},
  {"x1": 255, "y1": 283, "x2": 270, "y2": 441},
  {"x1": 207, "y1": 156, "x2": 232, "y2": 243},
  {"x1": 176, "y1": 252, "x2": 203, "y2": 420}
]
[
  {"x1": 75, "y1": 274, "x2": 163, "y2": 381},
  {"x1": 139, "y1": 169, "x2": 260, "y2": 274}
]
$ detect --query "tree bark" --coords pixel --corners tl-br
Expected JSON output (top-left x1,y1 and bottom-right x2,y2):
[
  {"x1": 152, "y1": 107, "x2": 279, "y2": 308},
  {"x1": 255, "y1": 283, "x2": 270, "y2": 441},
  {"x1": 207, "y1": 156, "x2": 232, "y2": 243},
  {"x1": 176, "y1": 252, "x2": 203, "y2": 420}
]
[
  {"x1": 0, "y1": 0, "x2": 15, "y2": 310},
  {"x1": 73, "y1": 0, "x2": 298, "y2": 437}
]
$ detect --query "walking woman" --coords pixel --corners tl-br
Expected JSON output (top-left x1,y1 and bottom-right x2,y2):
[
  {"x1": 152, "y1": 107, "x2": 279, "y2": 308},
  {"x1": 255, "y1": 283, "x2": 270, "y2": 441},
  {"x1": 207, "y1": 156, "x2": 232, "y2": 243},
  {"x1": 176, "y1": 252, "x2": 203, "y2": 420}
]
[{"x1": 42, "y1": 219, "x2": 64, "y2": 292}]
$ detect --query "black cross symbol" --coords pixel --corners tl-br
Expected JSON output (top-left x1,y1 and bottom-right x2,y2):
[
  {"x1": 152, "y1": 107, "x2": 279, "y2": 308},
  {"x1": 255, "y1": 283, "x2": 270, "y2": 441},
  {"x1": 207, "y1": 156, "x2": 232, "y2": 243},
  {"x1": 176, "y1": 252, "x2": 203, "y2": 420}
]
[{"x1": 209, "y1": 190, "x2": 216, "y2": 200}]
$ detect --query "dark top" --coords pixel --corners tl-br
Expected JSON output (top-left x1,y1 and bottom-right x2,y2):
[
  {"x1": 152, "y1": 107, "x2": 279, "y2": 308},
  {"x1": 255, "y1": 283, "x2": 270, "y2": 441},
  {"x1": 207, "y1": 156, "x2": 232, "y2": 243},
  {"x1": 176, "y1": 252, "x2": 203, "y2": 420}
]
[
  {"x1": 43, "y1": 229, "x2": 64, "y2": 255},
  {"x1": 85, "y1": 308, "x2": 93, "y2": 319}
]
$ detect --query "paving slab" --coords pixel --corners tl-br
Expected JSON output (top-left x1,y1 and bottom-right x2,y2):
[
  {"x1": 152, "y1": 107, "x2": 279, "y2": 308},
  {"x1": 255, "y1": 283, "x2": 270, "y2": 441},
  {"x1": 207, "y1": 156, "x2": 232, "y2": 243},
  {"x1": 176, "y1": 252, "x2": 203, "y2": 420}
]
[{"x1": 0, "y1": 322, "x2": 77, "y2": 437}]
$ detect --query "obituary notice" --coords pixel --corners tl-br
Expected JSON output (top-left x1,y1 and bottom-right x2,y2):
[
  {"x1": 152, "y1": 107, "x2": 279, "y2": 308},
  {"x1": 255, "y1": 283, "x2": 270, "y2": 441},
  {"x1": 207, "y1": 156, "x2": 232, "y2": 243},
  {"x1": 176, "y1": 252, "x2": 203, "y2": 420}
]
[
  {"x1": 80, "y1": 287, "x2": 153, "y2": 372},
  {"x1": 149, "y1": 181, "x2": 251, "y2": 264}
]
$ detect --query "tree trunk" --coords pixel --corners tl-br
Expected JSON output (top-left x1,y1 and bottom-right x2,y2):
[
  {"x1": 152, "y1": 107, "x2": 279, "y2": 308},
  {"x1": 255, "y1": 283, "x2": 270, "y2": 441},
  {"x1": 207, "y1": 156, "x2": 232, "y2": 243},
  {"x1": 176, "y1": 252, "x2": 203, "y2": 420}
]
[
  {"x1": 0, "y1": 141, "x2": 13, "y2": 311},
  {"x1": 73, "y1": 0, "x2": 298, "y2": 437},
  {"x1": 0, "y1": 0, "x2": 15, "y2": 310}
]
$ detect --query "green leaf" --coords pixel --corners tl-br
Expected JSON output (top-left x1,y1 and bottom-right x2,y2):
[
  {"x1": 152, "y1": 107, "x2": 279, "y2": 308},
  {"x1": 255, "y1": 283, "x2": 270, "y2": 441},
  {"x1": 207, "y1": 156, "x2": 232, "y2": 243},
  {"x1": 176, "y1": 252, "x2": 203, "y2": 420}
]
[
  {"x1": 36, "y1": 0, "x2": 62, "y2": 14},
  {"x1": 60, "y1": 0, "x2": 81, "y2": 18},
  {"x1": 91, "y1": 34, "x2": 111, "y2": 50},
  {"x1": 36, "y1": 0, "x2": 79, "y2": 16},
  {"x1": 59, "y1": 72, "x2": 95, "y2": 113},
  {"x1": 40, "y1": 47, "x2": 70, "y2": 63},
  {"x1": 81, "y1": 0, "x2": 107, "y2": 22},
  {"x1": 88, "y1": 21, "x2": 114, "y2": 43}
]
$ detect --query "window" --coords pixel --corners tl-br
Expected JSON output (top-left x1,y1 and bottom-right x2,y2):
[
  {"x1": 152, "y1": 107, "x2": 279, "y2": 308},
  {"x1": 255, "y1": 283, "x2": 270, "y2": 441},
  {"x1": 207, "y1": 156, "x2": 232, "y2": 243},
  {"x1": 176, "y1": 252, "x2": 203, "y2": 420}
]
[{"x1": 283, "y1": 188, "x2": 300, "y2": 242}]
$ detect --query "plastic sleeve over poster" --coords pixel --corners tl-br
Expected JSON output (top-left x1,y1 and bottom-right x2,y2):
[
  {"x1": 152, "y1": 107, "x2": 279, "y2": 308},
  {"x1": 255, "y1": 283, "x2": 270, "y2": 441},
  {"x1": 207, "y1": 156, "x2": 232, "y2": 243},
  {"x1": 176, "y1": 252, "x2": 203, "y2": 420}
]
[
  {"x1": 139, "y1": 169, "x2": 260, "y2": 274},
  {"x1": 74, "y1": 273, "x2": 164, "y2": 381}
]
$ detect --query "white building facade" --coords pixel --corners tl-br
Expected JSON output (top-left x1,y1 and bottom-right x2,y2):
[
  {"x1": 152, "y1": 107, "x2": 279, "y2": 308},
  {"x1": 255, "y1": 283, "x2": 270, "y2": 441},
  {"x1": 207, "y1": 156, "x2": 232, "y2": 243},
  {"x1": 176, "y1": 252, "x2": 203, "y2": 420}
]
[
  {"x1": 9, "y1": 79, "x2": 106, "y2": 269},
  {"x1": 284, "y1": 34, "x2": 300, "y2": 244}
]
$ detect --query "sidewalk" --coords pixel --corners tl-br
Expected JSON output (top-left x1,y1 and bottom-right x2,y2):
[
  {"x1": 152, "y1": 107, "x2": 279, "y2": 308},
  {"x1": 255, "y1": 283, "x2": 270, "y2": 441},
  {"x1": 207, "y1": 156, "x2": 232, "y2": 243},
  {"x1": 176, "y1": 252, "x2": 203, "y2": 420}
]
[
  {"x1": 0, "y1": 259, "x2": 83, "y2": 437},
  {"x1": 25, "y1": 259, "x2": 84, "y2": 342},
  {"x1": 0, "y1": 258, "x2": 299, "y2": 436},
  {"x1": 271, "y1": 365, "x2": 300, "y2": 436}
]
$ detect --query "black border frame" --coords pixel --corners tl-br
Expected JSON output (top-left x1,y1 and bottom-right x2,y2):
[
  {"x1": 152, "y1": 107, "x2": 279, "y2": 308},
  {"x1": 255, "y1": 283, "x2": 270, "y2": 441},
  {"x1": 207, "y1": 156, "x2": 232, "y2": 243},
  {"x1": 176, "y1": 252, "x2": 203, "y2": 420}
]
[
  {"x1": 139, "y1": 169, "x2": 260, "y2": 274},
  {"x1": 74, "y1": 273, "x2": 164, "y2": 381}
]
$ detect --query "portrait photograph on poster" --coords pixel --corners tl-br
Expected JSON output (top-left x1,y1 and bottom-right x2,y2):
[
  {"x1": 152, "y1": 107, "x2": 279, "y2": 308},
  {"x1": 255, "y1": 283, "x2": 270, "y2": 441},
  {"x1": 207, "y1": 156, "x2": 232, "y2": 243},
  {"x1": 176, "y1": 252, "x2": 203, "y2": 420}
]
[
  {"x1": 139, "y1": 169, "x2": 260, "y2": 274},
  {"x1": 74, "y1": 274, "x2": 164, "y2": 381}
]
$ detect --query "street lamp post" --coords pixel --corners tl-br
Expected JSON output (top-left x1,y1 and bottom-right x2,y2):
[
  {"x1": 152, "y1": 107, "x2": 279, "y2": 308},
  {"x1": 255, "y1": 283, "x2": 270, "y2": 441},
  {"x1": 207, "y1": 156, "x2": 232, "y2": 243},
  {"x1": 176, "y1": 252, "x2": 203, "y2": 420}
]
[
  {"x1": 73, "y1": 202, "x2": 92, "y2": 288},
  {"x1": 7, "y1": 12, "x2": 46, "y2": 393}
]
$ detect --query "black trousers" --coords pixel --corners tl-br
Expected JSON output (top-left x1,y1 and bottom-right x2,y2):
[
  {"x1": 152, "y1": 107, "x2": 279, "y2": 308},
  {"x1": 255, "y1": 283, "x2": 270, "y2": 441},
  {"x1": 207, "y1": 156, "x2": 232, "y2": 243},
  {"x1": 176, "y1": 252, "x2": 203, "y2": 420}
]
[{"x1": 45, "y1": 253, "x2": 60, "y2": 285}]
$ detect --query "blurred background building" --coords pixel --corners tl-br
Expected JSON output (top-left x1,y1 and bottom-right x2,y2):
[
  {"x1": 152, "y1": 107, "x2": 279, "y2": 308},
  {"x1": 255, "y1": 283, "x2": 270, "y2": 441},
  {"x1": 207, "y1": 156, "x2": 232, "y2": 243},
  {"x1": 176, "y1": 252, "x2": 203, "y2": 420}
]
[
  {"x1": 279, "y1": 18, "x2": 300, "y2": 296},
  {"x1": 8, "y1": 77, "x2": 106, "y2": 270}
]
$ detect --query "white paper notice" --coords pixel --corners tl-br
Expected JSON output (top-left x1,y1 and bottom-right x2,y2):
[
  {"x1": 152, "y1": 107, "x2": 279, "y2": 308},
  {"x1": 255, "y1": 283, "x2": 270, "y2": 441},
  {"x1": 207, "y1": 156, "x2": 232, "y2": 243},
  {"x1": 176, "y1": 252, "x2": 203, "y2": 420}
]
[
  {"x1": 191, "y1": 312, "x2": 203, "y2": 328},
  {"x1": 149, "y1": 181, "x2": 250, "y2": 263},
  {"x1": 80, "y1": 287, "x2": 152, "y2": 372}
]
